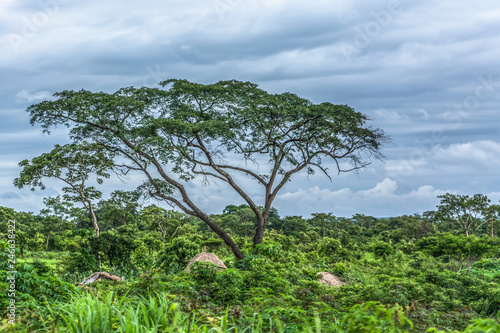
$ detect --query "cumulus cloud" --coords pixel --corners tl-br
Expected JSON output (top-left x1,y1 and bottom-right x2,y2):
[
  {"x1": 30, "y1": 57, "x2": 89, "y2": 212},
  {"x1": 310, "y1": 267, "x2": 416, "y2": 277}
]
[
  {"x1": 15, "y1": 90, "x2": 52, "y2": 103},
  {"x1": 273, "y1": 178, "x2": 449, "y2": 217},
  {"x1": 433, "y1": 140, "x2": 500, "y2": 167},
  {"x1": 386, "y1": 140, "x2": 500, "y2": 177}
]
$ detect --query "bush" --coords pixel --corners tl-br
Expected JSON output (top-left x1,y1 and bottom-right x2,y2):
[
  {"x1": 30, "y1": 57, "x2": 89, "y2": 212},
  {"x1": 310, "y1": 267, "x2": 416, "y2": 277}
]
[
  {"x1": 372, "y1": 241, "x2": 394, "y2": 258},
  {"x1": 318, "y1": 237, "x2": 341, "y2": 257},
  {"x1": 333, "y1": 262, "x2": 348, "y2": 277},
  {"x1": 157, "y1": 238, "x2": 200, "y2": 274},
  {"x1": 31, "y1": 259, "x2": 51, "y2": 275},
  {"x1": 215, "y1": 268, "x2": 244, "y2": 305}
]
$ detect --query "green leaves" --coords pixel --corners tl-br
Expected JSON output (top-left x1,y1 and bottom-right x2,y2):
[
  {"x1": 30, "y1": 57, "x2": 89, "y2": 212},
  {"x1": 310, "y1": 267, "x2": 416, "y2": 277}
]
[
  {"x1": 341, "y1": 302, "x2": 413, "y2": 333},
  {"x1": 14, "y1": 142, "x2": 115, "y2": 200}
]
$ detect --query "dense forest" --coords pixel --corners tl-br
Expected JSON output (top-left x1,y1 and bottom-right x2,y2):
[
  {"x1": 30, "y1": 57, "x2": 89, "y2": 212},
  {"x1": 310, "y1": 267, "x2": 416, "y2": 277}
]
[{"x1": 1, "y1": 191, "x2": 500, "y2": 332}]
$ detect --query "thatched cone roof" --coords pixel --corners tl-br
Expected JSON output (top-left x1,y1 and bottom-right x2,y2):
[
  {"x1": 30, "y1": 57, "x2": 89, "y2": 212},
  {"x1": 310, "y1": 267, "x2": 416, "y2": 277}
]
[
  {"x1": 185, "y1": 246, "x2": 227, "y2": 272},
  {"x1": 80, "y1": 272, "x2": 125, "y2": 285},
  {"x1": 317, "y1": 272, "x2": 345, "y2": 287}
]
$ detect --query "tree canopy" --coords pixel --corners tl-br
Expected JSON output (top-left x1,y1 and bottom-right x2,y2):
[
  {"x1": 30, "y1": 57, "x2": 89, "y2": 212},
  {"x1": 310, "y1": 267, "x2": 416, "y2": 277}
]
[{"x1": 24, "y1": 79, "x2": 389, "y2": 259}]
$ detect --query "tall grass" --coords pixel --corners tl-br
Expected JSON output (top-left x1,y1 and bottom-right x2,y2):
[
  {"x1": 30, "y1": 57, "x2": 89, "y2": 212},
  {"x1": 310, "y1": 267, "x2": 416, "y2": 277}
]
[
  {"x1": 10, "y1": 290, "x2": 500, "y2": 333},
  {"x1": 46, "y1": 291, "x2": 325, "y2": 333},
  {"x1": 59, "y1": 291, "x2": 123, "y2": 333},
  {"x1": 118, "y1": 295, "x2": 189, "y2": 333}
]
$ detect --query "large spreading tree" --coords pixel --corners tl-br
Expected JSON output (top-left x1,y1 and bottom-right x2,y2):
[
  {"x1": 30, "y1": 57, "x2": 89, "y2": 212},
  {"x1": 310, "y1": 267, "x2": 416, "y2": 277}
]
[{"x1": 24, "y1": 79, "x2": 388, "y2": 259}]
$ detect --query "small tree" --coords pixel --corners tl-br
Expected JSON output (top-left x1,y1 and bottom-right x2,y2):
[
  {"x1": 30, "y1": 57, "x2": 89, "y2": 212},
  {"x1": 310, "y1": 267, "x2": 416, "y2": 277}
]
[
  {"x1": 138, "y1": 205, "x2": 185, "y2": 242},
  {"x1": 436, "y1": 193, "x2": 491, "y2": 237},
  {"x1": 39, "y1": 196, "x2": 74, "y2": 249},
  {"x1": 309, "y1": 213, "x2": 336, "y2": 238},
  {"x1": 14, "y1": 142, "x2": 115, "y2": 238},
  {"x1": 351, "y1": 213, "x2": 377, "y2": 232},
  {"x1": 485, "y1": 204, "x2": 500, "y2": 239},
  {"x1": 97, "y1": 190, "x2": 140, "y2": 230}
]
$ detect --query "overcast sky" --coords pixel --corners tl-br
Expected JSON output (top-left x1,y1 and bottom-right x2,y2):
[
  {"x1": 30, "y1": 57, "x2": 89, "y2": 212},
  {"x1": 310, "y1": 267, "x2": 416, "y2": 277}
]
[{"x1": 1, "y1": 0, "x2": 499, "y2": 218}]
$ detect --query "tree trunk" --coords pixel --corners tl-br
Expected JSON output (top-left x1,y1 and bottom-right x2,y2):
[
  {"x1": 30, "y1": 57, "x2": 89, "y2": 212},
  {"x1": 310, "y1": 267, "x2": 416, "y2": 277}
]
[
  {"x1": 90, "y1": 208, "x2": 100, "y2": 238},
  {"x1": 159, "y1": 221, "x2": 167, "y2": 242},
  {"x1": 45, "y1": 232, "x2": 51, "y2": 251},
  {"x1": 253, "y1": 216, "x2": 266, "y2": 247},
  {"x1": 87, "y1": 203, "x2": 101, "y2": 268},
  {"x1": 129, "y1": 148, "x2": 245, "y2": 259},
  {"x1": 492, "y1": 220, "x2": 494, "y2": 239},
  {"x1": 198, "y1": 214, "x2": 245, "y2": 259},
  {"x1": 171, "y1": 225, "x2": 181, "y2": 239}
]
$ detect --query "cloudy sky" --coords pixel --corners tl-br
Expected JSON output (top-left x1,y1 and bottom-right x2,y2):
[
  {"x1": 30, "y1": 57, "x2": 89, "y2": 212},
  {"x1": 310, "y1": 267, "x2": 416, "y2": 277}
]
[{"x1": 1, "y1": 0, "x2": 499, "y2": 218}]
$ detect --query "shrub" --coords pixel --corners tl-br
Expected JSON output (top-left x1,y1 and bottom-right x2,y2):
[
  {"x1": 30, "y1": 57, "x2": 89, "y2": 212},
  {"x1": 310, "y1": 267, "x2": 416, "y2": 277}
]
[
  {"x1": 318, "y1": 237, "x2": 341, "y2": 257},
  {"x1": 217, "y1": 268, "x2": 244, "y2": 302},
  {"x1": 372, "y1": 241, "x2": 394, "y2": 258},
  {"x1": 333, "y1": 262, "x2": 348, "y2": 277},
  {"x1": 157, "y1": 237, "x2": 200, "y2": 274}
]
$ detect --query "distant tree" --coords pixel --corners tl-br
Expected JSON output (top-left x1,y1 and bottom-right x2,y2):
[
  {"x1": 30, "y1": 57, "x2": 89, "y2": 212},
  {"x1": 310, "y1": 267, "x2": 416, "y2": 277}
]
[
  {"x1": 25, "y1": 79, "x2": 388, "y2": 259},
  {"x1": 308, "y1": 213, "x2": 336, "y2": 238},
  {"x1": 351, "y1": 213, "x2": 377, "y2": 232},
  {"x1": 14, "y1": 142, "x2": 115, "y2": 238},
  {"x1": 416, "y1": 233, "x2": 496, "y2": 272},
  {"x1": 138, "y1": 205, "x2": 185, "y2": 242},
  {"x1": 385, "y1": 214, "x2": 434, "y2": 242},
  {"x1": 11, "y1": 211, "x2": 45, "y2": 254},
  {"x1": 97, "y1": 190, "x2": 140, "y2": 230},
  {"x1": 276, "y1": 216, "x2": 308, "y2": 236},
  {"x1": 98, "y1": 224, "x2": 141, "y2": 267},
  {"x1": 0, "y1": 207, "x2": 17, "y2": 234},
  {"x1": 485, "y1": 203, "x2": 500, "y2": 239},
  {"x1": 40, "y1": 196, "x2": 74, "y2": 234},
  {"x1": 436, "y1": 193, "x2": 492, "y2": 237},
  {"x1": 218, "y1": 204, "x2": 259, "y2": 237},
  {"x1": 421, "y1": 211, "x2": 437, "y2": 236},
  {"x1": 69, "y1": 206, "x2": 93, "y2": 230},
  {"x1": 0, "y1": 207, "x2": 28, "y2": 257}
]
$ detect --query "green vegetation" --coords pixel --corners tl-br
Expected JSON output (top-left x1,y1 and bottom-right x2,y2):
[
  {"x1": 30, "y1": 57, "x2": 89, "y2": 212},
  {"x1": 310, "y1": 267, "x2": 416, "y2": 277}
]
[{"x1": 1, "y1": 195, "x2": 500, "y2": 332}]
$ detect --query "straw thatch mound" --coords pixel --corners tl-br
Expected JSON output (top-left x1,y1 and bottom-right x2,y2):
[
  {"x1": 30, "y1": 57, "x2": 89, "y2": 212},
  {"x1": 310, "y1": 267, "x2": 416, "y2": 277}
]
[
  {"x1": 317, "y1": 272, "x2": 345, "y2": 287},
  {"x1": 185, "y1": 247, "x2": 227, "y2": 272},
  {"x1": 80, "y1": 272, "x2": 125, "y2": 285}
]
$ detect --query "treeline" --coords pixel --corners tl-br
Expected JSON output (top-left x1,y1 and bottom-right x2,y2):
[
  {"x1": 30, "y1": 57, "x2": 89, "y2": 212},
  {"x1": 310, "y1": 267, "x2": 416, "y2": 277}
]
[
  {"x1": 1, "y1": 191, "x2": 499, "y2": 254},
  {"x1": 1, "y1": 192, "x2": 499, "y2": 278}
]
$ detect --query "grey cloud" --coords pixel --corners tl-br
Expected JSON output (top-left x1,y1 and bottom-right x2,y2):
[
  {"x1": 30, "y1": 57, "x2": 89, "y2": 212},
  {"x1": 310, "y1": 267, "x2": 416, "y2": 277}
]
[{"x1": 1, "y1": 0, "x2": 500, "y2": 216}]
